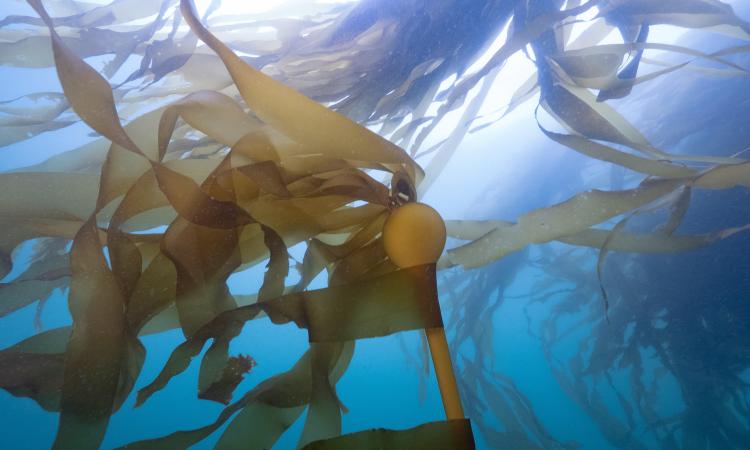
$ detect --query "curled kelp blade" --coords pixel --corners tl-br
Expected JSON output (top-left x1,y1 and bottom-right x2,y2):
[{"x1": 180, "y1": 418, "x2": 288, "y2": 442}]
[
  {"x1": 156, "y1": 90, "x2": 262, "y2": 158},
  {"x1": 179, "y1": 0, "x2": 423, "y2": 183}
]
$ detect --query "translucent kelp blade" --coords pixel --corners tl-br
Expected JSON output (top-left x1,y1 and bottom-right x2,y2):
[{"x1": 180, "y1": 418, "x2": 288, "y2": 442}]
[
  {"x1": 596, "y1": 214, "x2": 631, "y2": 317},
  {"x1": 599, "y1": 0, "x2": 750, "y2": 34},
  {"x1": 0, "y1": 19, "x2": 165, "y2": 74},
  {"x1": 542, "y1": 73, "x2": 747, "y2": 165},
  {"x1": 26, "y1": 0, "x2": 143, "y2": 156},
  {"x1": 558, "y1": 228, "x2": 724, "y2": 253},
  {"x1": 444, "y1": 213, "x2": 750, "y2": 270},
  {"x1": 162, "y1": 220, "x2": 241, "y2": 336},
  {"x1": 660, "y1": 186, "x2": 692, "y2": 236},
  {"x1": 439, "y1": 220, "x2": 733, "y2": 267},
  {"x1": 296, "y1": 211, "x2": 387, "y2": 290},
  {"x1": 445, "y1": 179, "x2": 683, "y2": 268},
  {"x1": 257, "y1": 224, "x2": 289, "y2": 302},
  {"x1": 442, "y1": 0, "x2": 602, "y2": 113},
  {"x1": 125, "y1": 252, "x2": 177, "y2": 333},
  {"x1": 157, "y1": 90, "x2": 262, "y2": 158},
  {"x1": 122, "y1": 344, "x2": 353, "y2": 450},
  {"x1": 0, "y1": 218, "x2": 87, "y2": 281},
  {"x1": 152, "y1": 163, "x2": 251, "y2": 229},
  {"x1": 236, "y1": 161, "x2": 292, "y2": 198},
  {"x1": 0, "y1": 327, "x2": 69, "y2": 412},
  {"x1": 543, "y1": 81, "x2": 653, "y2": 156},
  {"x1": 0, "y1": 92, "x2": 68, "y2": 126},
  {"x1": 0, "y1": 239, "x2": 70, "y2": 319},
  {"x1": 0, "y1": 172, "x2": 98, "y2": 221},
  {"x1": 695, "y1": 161, "x2": 750, "y2": 189},
  {"x1": 6, "y1": 0, "x2": 169, "y2": 34},
  {"x1": 537, "y1": 119, "x2": 697, "y2": 179},
  {"x1": 298, "y1": 342, "x2": 348, "y2": 447},
  {"x1": 548, "y1": 41, "x2": 750, "y2": 92},
  {"x1": 196, "y1": 223, "x2": 289, "y2": 402},
  {"x1": 136, "y1": 265, "x2": 441, "y2": 406},
  {"x1": 418, "y1": 68, "x2": 500, "y2": 196},
  {"x1": 217, "y1": 342, "x2": 353, "y2": 450},
  {"x1": 0, "y1": 120, "x2": 75, "y2": 148},
  {"x1": 53, "y1": 219, "x2": 133, "y2": 449},
  {"x1": 179, "y1": 0, "x2": 422, "y2": 181},
  {"x1": 300, "y1": 419, "x2": 475, "y2": 450},
  {"x1": 198, "y1": 354, "x2": 256, "y2": 405},
  {"x1": 215, "y1": 405, "x2": 305, "y2": 450},
  {"x1": 0, "y1": 277, "x2": 69, "y2": 318}
]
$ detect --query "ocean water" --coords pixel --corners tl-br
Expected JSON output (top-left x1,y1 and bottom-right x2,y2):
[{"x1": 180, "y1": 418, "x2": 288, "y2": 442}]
[{"x1": 1, "y1": 1, "x2": 750, "y2": 449}]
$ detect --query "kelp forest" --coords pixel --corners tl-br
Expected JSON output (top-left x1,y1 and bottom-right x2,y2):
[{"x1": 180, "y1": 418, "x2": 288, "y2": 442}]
[{"x1": 0, "y1": 0, "x2": 750, "y2": 449}]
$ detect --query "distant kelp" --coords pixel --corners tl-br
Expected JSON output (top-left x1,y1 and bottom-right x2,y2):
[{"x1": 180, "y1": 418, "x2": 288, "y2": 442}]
[{"x1": 1, "y1": 0, "x2": 750, "y2": 449}]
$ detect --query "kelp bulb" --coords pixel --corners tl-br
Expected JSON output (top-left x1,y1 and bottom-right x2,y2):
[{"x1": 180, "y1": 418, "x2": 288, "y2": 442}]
[{"x1": 383, "y1": 202, "x2": 447, "y2": 268}]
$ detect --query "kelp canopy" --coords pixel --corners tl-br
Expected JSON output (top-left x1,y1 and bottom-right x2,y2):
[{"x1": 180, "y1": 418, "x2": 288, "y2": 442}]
[{"x1": 0, "y1": 0, "x2": 749, "y2": 448}]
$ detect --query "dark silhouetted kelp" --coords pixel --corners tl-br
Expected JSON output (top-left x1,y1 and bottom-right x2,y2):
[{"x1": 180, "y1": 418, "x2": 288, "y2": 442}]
[{"x1": 1, "y1": 0, "x2": 750, "y2": 448}]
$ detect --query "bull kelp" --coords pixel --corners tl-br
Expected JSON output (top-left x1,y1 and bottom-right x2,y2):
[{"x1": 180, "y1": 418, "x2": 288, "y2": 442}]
[{"x1": 0, "y1": 0, "x2": 749, "y2": 449}]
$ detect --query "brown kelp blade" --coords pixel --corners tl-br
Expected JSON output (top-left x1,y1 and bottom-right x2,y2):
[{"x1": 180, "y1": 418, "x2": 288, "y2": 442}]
[
  {"x1": 53, "y1": 219, "x2": 136, "y2": 450},
  {"x1": 26, "y1": 0, "x2": 143, "y2": 155},
  {"x1": 301, "y1": 419, "x2": 475, "y2": 450},
  {"x1": 0, "y1": 327, "x2": 70, "y2": 412},
  {"x1": 136, "y1": 264, "x2": 441, "y2": 406}
]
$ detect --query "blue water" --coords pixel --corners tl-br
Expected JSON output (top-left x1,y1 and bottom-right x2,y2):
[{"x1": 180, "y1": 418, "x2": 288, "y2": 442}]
[{"x1": 2, "y1": 1, "x2": 750, "y2": 449}]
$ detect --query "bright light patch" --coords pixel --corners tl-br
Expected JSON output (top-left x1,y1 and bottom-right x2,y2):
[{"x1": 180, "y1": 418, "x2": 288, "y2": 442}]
[{"x1": 194, "y1": 0, "x2": 360, "y2": 18}]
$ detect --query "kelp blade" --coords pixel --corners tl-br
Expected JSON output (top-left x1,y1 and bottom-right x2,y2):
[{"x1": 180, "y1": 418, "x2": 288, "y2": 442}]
[{"x1": 301, "y1": 419, "x2": 475, "y2": 450}]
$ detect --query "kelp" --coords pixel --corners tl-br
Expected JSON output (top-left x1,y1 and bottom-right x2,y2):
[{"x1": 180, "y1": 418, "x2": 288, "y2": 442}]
[
  {"x1": 1, "y1": 0, "x2": 750, "y2": 449},
  {"x1": 301, "y1": 419, "x2": 475, "y2": 450},
  {"x1": 0, "y1": 238, "x2": 70, "y2": 320},
  {"x1": 520, "y1": 238, "x2": 750, "y2": 449},
  {"x1": 134, "y1": 264, "x2": 441, "y2": 406},
  {"x1": 0, "y1": 0, "x2": 462, "y2": 448}
]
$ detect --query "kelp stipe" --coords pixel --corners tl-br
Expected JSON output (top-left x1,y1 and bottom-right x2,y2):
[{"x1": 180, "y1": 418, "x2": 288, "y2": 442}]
[{"x1": 1, "y1": 0, "x2": 750, "y2": 448}]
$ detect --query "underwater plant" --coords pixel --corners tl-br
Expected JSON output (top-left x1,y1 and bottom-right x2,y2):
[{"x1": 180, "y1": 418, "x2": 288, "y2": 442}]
[{"x1": 1, "y1": 0, "x2": 750, "y2": 448}]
